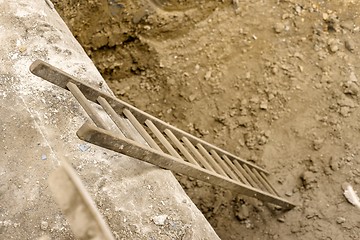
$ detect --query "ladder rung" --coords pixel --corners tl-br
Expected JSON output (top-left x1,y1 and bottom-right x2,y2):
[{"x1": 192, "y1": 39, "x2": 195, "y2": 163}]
[
  {"x1": 182, "y1": 137, "x2": 214, "y2": 171},
  {"x1": 233, "y1": 161, "x2": 259, "y2": 188},
  {"x1": 260, "y1": 172, "x2": 281, "y2": 197},
  {"x1": 252, "y1": 168, "x2": 278, "y2": 196},
  {"x1": 196, "y1": 144, "x2": 227, "y2": 176},
  {"x1": 222, "y1": 155, "x2": 250, "y2": 185},
  {"x1": 97, "y1": 96, "x2": 137, "y2": 140},
  {"x1": 67, "y1": 82, "x2": 110, "y2": 130},
  {"x1": 164, "y1": 129, "x2": 200, "y2": 166},
  {"x1": 243, "y1": 164, "x2": 267, "y2": 192},
  {"x1": 145, "y1": 120, "x2": 183, "y2": 159},
  {"x1": 123, "y1": 109, "x2": 162, "y2": 151},
  {"x1": 210, "y1": 150, "x2": 240, "y2": 182}
]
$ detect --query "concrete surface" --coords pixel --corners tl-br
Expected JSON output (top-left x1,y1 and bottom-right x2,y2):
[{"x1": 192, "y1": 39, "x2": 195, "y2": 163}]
[{"x1": 0, "y1": 0, "x2": 220, "y2": 239}]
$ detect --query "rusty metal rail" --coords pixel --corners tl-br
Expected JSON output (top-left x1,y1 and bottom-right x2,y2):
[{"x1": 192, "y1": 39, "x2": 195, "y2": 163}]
[{"x1": 30, "y1": 60, "x2": 296, "y2": 210}]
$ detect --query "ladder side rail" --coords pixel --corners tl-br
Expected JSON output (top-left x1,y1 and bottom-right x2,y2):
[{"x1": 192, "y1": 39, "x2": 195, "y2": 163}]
[{"x1": 76, "y1": 122, "x2": 296, "y2": 210}]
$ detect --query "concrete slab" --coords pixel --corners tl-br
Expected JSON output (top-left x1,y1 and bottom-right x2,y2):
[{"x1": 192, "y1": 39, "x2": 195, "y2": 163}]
[{"x1": 0, "y1": 1, "x2": 220, "y2": 239}]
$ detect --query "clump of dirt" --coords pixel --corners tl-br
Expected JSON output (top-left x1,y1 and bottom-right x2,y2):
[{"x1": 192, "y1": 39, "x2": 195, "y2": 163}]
[{"x1": 54, "y1": 0, "x2": 360, "y2": 239}]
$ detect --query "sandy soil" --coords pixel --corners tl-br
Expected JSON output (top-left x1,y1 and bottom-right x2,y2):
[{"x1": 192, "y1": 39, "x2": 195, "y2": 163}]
[{"x1": 54, "y1": 0, "x2": 360, "y2": 239}]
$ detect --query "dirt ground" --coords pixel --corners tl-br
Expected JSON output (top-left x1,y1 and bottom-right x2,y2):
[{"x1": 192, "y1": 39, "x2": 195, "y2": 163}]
[{"x1": 53, "y1": 0, "x2": 360, "y2": 239}]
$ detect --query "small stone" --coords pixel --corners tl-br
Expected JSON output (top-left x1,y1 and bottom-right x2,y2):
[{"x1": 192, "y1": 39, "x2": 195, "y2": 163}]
[
  {"x1": 274, "y1": 22, "x2": 285, "y2": 33},
  {"x1": 329, "y1": 43, "x2": 339, "y2": 53},
  {"x1": 340, "y1": 106, "x2": 350, "y2": 117},
  {"x1": 295, "y1": 5, "x2": 302, "y2": 14},
  {"x1": 188, "y1": 94, "x2": 196, "y2": 102},
  {"x1": 259, "y1": 101, "x2": 268, "y2": 110},
  {"x1": 271, "y1": 66, "x2": 279, "y2": 75},
  {"x1": 132, "y1": 8, "x2": 148, "y2": 24},
  {"x1": 322, "y1": 13, "x2": 329, "y2": 21},
  {"x1": 343, "y1": 81, "x2": 359, "y2": 95},
  {"x1": 301, "y1": 171, "x2": 317, "y2": 189},
  {"x1": 40, "y1": 221, "x2": 48, "y2": 231},
  {"x1": 345, "y1": 39, "x2": 355, "y2": 52},
  {"x1": 350, "y1": 72, "x2": 358, "y2": 82},
  {"x1": 257, "y1": 135, "x2": 268, "y2": 145},
  {"x1": 235, "y1": 204, "x2": 249, "y2": 221},
  {"x1": 329, "y1": 157, "x2": 339, "y2": 171},
  {"x1": 285, "y1": 191, "x2": 293, "y2": 197},
  {"x1": 204, "y1": 70, "x2": 212, "y2": 80},
  {"x1": 324, "y1": 166, "x2": 332, "y2": 175},
  {"x1": 336, "y1": 217, "x2": 345, "y2": 224},
  {"x1": 194, "y1": 64, "x2": 200, "y2": 72},
  {"x1": 312, "y1": 138, "x2": 324, "y2": 151},
  {"x1": 328, "y1": 39, "x2": 339, "y2": 53},
  {"x1": 79, "y1": 144, "x2": 91, "y2": 152},
  {"x1": 277, "y1": 217, "x2": 285, "y2": 223},
  {"x1": 152, "y1": 215, "x2": 168, "y2": 226},
  {"x1": 18, "y1": 45, "x2": 27, "y2": 53},
  {"x1": 41, "y1": 154, "x2": 47, "y2": 161}
]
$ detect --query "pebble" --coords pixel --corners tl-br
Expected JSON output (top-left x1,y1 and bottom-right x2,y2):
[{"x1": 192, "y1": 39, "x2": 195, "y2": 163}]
[
  {"x1": 235, "y1": 204, "x2": 249, "y2": 221},
  {"x1": 79, "y1": 144, "x2": 91, "y2": 152},
  {"x1": 329, "y1": 43, "x2": 339, "y2": 53},
  {"x1": 349, "y1": 72, "x2": 358, "y2": 82},
  {"x1": 328, "y1": 38, "x2": 339, "y2": 53},
  {"x1": 301, "y1": 171, "x2": 317, "y2": 189},
  {"x1": 152, "y1": 214, "x2": 168, "y2": 225},
  {"x1": 194, "y1": 64, "x2": 200, "y2": 72},
  {"x1": 285, "y1": 191, "x2": 293, "y2": 197},
  {"x1": 188, "y1": 94, "x2": 196, "y2": 102},
  {"x1": 329, "y1": 157, "x2": 339, "y2": 171},
  {"x1": 340, "y1": 106, "x2": 350, "y2": 117},
  {"x1": 204, "y1": 70, "x2": 212, "y2": 80},
  {"x1": 271, "y1": 66, "x2": 278, "y2": 75},
  {"x1": 345, "y1": 39, "x2": 355, "y2": 52},
  {"x1": 343, "y1": 81, "x2": 359, "y2": 95},
  {"x1": 336, "y1": 217, "x2": 345, "y2": 224},
  {"x1": 274, "y1": 22, "x2": 285, "y2": 33},
  {"x1": 259, "y1": 101, "x2": 268, "y2": 110},
  {"x1": 40, "y1": 221, "x2": 49, "y2": 231},
  {"x1": 312, "y1": 138, "x2": 324, "y2": 151},
  {"x1": 277, "y1": 217, "x2": 285, "y2": 223}
]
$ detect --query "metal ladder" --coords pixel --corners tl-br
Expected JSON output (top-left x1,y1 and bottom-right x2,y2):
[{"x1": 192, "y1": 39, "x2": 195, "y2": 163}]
[{"x1": 30, "y1": 60, "x2": 295, "y2": 210}]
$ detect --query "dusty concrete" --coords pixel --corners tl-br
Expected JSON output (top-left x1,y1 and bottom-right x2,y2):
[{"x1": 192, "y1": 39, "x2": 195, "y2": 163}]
[{"x1": 0, "y1": 1, "x2": 219, "y2": 239}]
